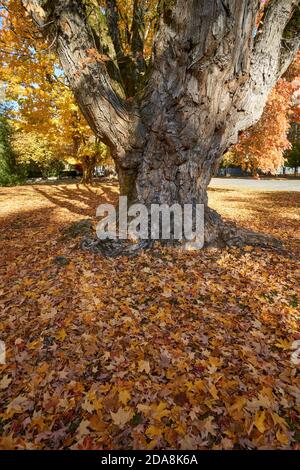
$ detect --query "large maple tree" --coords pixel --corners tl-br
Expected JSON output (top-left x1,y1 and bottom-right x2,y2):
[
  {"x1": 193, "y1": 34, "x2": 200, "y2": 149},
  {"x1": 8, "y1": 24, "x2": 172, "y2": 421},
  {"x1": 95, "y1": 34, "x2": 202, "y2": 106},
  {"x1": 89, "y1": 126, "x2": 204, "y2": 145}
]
[{"x1": 5, "y1": 0, "x2": 300, "y2": 248}]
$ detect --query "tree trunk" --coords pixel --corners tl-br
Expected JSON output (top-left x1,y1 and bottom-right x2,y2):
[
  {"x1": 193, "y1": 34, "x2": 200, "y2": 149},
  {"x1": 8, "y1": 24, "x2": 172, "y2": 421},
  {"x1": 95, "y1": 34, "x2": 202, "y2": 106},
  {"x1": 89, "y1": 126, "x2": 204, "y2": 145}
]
[
  {"x1": 22, "y1": 0, "x2": 300, "y2": 250},
  {"x1": 81, "y1": 155, "x2": 96, "y2": 184},
  {"x1": 113, "y1": 0, "x2": 300, "y2": 245}
]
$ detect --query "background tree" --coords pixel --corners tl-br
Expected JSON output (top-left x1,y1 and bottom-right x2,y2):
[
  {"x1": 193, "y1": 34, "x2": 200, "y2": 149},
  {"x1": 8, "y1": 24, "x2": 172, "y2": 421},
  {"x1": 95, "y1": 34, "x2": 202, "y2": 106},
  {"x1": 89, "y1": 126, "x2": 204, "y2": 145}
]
[
  {"x1": 78, "y1": 139, "x2": 113, "y2": 183},
  {"x1": 0, "y1": 114, "x2": 19, "y2": 185},
  {"x1": 12, "y1": 0, "x2": 300, "y2": 247},
  {"x1": 0, "y1": 0, "x2": 104, "y2": 180},
  {"x1": 229, "y1": 79, "x2": 294, "y2": 175},
  {"x1": 286, "y1": 122, "x2": 300, "y2": 174},
  {"x1": 12, "y1": 131, "x2": 65, "y2": 178},
  {"x1": 229, "y1": 53, "x2": 300, "y2": 175}
]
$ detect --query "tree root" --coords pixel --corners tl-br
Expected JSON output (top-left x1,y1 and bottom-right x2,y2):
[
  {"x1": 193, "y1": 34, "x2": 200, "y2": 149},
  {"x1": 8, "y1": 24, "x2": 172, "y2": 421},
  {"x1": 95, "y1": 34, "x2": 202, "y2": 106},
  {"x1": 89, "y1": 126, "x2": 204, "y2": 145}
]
[
  {"x1": 79, "y1": 208, "x2": 284, "y2": 258},
  {"x1": 80, "y1": 237, "x2": 154, "y2": 258},
  {"x1": 205, "y1": 208, "x2": 284, "y2": 251},
  {"x1": 80, "y1": 228, "x2": 284, "y2": 258},
  {"x1": 220, "y1": 223, "x2": 283, "y2": 250}
]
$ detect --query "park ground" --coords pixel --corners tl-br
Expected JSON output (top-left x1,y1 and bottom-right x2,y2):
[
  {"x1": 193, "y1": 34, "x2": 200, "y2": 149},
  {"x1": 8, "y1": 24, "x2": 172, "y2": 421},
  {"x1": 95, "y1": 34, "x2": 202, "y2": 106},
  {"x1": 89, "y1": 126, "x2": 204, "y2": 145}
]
[{"x1": 0, "y1": 180, "x2": 299, "y2": 449}]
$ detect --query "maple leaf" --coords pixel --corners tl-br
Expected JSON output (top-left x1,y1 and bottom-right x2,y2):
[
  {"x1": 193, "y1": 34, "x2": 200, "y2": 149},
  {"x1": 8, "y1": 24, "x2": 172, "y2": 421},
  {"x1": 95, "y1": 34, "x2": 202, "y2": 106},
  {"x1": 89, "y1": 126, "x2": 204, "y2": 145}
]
[
  {"x1": 220, "y1": 437, "x2": 234, "y2": 450},
  {"x1": 146, "y1": 425, "x2": 163, "y2": 439},
  {"x1": 0, "y1": 435, "x2": 19, "y2": 450},
  {"x1": 40, "y1": 307, "x2": 57, "y2": 321},
  {"x1": 137, "y1": 404, "x2": 151, "y2": 415},
  {"x1": 81, "y1": 398, "x2": 95, "y2": 414},
  {"x1": 27, "y1": 339, "x2": 42, "y2": 350},
  {"x1": 55, "y1": 329, "x2": 67, "y2": 342},
  {"x1": 110, "y1": 408, "x2": 133, "y2": 428},
  {"x1": 208, "y1": 384, "x2": 219, "y2": 400},
  {"x1": 228, "y1": 397, "x2": 247, "y2": 417},
  {"x1": 151, "y1": 402, "x2": 170, "y2": 421},
  {"x1": 276, "y1": 429, "x2": 289, "y2": 445},
  {"x1": 179, "y1": 435, "x2": 197, "y2": 450},
  {"x1": 275, "y1": 338, "x2": 291, "y2": 350},
  {"x1": 200, "y1": 416, "x2": 218, "y2": 438},
  {"x1": 6, "y1": 395, "x2": 30, "y2": 416},
  {"x1": 119, "y1": 390, "x2": 131, "y2": 405},
  {"x1": 89, "y1": 415, "x2": 106, "y2": 432},
  {"x1": 270, "y1": 412, "x2": 288, "y2": 430},
  {"x1": 162, "y1": 288, "x2": 172, "y2": 298},
  {"x1": 0, "y1": 375, "x2": 12, "y2": 390},
  {"x1": 0, "y1": 145, "x2": 299, "y2": 451},
  {"x1": 254, "y1": 410, "x2": 267, "y2": 434},
  {"x1": 138, "y1": 360, "x2": 150, "y2": 374},
  {"x1": 76, "y1": 420, "x2": 90, "y2": 439}
]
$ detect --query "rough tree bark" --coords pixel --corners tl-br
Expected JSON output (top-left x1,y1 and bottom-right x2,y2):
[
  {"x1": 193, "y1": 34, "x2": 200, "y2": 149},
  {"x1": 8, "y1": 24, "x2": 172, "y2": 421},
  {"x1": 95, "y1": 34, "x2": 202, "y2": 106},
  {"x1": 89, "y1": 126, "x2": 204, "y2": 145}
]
[{"x1": 22, "y1": 0, "x2": 300, "y2": 251}]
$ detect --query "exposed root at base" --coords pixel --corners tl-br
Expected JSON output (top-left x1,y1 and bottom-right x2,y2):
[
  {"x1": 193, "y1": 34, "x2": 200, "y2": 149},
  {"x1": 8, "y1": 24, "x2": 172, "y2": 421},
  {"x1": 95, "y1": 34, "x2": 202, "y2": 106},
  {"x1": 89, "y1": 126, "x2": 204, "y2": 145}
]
[
  {"x1": 80, "y1": 228, "x2": 284, "y2": 258},
  {"x1": 78, "y1": 208, "x2": 284, "y2": 258},
  {"x1": 80, "y1": 237, "x2": 154, "y2": 257},
  {"x1": 220, "y1": 223, "x2": 283, "y2": 250},
  {"x1": 205, "y1": 208, "x2": 284, "y2": 250}
]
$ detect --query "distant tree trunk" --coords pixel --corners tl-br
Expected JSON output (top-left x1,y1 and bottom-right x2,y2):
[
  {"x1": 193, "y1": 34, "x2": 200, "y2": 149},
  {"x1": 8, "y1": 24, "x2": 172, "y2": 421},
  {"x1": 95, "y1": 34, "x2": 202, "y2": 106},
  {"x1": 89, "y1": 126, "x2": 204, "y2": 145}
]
[
  {"x1": 81, "y1": 155, "x2": 96, "y2": 184},
  {"x1": 23, "y1": 0, "x2": 300, "y2": 247}
]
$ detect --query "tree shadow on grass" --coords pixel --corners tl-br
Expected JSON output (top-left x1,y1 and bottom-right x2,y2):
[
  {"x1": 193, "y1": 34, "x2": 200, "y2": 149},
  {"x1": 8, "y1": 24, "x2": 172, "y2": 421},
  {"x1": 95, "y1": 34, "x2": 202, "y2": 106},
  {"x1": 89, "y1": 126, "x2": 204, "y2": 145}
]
[
  {"x1": 208, "y1": 188, "x2": 237, "y2": 193},
  {"x1": 32, "y1": 180, "x2": 119, "y2": 219}
]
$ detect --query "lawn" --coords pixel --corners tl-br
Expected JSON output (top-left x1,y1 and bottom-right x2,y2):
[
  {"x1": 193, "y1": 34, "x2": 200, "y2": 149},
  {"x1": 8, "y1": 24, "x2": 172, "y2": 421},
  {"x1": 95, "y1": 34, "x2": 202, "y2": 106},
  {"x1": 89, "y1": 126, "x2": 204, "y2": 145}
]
[{"x1": 0, "y1": 181, "x2": 299, "y2": 450}]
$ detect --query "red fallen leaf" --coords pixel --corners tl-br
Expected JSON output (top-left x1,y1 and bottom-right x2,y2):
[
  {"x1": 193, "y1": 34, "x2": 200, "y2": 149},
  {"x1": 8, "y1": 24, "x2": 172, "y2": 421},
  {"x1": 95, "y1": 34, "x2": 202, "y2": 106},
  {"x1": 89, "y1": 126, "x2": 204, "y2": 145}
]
[
  {"x1": 77, "y1": 437, "x2": 102, "y2": 450},
  {"x1": 194, "y1": 366, "x2": 206, "y2": 375}
]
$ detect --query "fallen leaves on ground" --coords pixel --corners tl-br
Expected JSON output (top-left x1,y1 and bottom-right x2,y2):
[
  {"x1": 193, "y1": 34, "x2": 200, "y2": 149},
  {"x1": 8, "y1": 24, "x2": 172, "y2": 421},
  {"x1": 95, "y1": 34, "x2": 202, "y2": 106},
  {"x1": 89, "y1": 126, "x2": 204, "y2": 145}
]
[{"x1": 0, "y1": 181, "x2": 299, "y2": 449}]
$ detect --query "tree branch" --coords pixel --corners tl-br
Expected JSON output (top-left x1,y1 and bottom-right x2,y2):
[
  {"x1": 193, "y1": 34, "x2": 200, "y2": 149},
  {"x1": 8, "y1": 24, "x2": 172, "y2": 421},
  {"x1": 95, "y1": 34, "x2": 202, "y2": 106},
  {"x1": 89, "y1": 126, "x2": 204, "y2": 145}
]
[
  {"x1": 220, "y1": 0, "x2": 300, "y2": 144},
  {"x1": 131, "y1": 0, "x2": 146, "y2": 73},
  {"x1": 254, "y1": 0, "x2": 300, "y2": 78},
  {"x1": 105, "y1": 0, "x2": 123, "y2": 58},
  {"x1": 280, "y1": 3, "x2": 300, "y2": 75},
  {"x1": 22, "y1": 0, "x2": 130, "y2": 153}
]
